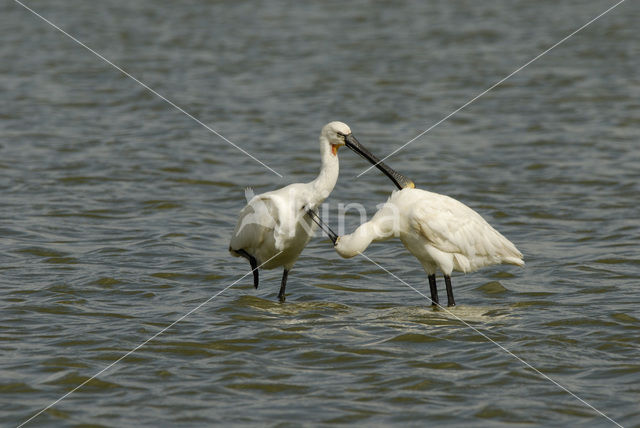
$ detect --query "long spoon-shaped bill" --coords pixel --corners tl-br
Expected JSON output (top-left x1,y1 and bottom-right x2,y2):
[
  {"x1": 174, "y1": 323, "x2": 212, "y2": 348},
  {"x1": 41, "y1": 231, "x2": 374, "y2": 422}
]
[
  {"x1": 306, "y1": 209, "x2": 338, "y2": 245},
  {"x1": 344, "y1": 134, "x2": 414, "y2": 190}
]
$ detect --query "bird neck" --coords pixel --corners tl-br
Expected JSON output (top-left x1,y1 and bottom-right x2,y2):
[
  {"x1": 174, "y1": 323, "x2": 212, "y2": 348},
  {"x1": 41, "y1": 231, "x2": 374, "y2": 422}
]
[
  {"x1": 335, "y1": 207, "x2": 398, "y2": 258},
  {"x1": 309, "y1": 137, "x2": 339, "y2": 205},
  {"x1": 335, "y1": 222, "x2": 376, "y2": 258}
]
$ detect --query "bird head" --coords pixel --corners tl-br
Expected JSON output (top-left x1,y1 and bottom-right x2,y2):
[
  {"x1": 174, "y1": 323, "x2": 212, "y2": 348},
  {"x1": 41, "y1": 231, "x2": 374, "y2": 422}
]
[
  {"x1": 320, "y1": 121, "x2": 415, "y2": 190},
  {"x1": 321, "y1": 121, "x2": 352, "y2": 156}
]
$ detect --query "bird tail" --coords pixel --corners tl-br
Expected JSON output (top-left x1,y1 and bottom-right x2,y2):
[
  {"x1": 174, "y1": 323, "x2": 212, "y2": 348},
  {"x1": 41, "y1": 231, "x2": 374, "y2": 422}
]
[
  {"x1": 503, "y1": 256, "x2": 525, "y2": 267},
  {"x1": 244, "y1": 187, "x2": 255, "y2": 202}
]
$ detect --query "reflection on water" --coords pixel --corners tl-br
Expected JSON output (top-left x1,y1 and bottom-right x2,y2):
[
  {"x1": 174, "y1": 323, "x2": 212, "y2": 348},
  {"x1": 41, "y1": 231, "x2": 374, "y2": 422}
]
[{"x1": 2, "y1": 0, "x2": 640, "y2": 426}]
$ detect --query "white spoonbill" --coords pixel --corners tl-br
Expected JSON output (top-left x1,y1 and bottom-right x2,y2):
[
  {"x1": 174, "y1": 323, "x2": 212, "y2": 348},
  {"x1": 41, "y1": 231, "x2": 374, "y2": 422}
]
[
  {"x1": 229, "y1": 121, "x2": 413, "y2": 302},
  {"x1": 308, "y1": 188, "x2": 523, "y2": 307}
]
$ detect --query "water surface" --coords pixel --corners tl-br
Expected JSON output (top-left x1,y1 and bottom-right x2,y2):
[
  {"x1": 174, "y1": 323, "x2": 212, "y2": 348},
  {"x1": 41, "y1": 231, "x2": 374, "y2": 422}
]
[{"x1": 1, "y1": 0, "x2": 639, "y2": 426}]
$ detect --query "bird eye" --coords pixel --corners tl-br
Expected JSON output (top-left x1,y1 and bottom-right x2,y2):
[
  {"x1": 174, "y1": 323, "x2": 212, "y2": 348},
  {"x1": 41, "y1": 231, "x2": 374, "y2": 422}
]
[{"x1": 336, "y1": 132, "x2": 346, "y2": 138}]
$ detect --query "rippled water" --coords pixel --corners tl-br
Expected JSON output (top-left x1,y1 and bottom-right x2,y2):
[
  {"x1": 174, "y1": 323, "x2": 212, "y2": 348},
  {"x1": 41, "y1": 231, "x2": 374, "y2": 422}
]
[{"x1": 2, "y1": 0, "x2": 639, "y2": 426}]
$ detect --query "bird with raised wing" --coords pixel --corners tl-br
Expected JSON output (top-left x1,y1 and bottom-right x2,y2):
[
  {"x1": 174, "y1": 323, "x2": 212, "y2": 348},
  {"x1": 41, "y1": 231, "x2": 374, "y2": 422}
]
[{"x1": 229, "y1": 121, "x2": 413, "y2": 302}]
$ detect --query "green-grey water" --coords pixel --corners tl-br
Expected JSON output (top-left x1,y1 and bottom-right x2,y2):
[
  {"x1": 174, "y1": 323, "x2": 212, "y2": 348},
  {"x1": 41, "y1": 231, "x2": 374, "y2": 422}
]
[{"x1": 2, "y1": 1, "x2": 639, "y2": 426}]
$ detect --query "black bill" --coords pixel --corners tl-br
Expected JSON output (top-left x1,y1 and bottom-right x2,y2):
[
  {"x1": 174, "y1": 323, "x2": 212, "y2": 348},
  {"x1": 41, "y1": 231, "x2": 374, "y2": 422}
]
[
  {"x1": 345, "y1": 134, "x2": 414, "y2": 190},
  {"x1": 306, "y1": 209, "x2": 338, "y2": 246}
]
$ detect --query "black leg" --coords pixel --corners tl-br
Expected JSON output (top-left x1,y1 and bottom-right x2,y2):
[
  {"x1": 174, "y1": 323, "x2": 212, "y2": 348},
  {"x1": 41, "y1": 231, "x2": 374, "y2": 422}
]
[
  {"x1": 444, "y1": 275, "x2": 455, "y2": 307},
  {"x1": 428, "y1": 274, "x2": 439, "y2": 306},
  {"x1": 277, "y1": 269, "x2": 289, "y2": 303},
  {"x1": 236, "y1": 249, "x2": 259, "y2": 289}
]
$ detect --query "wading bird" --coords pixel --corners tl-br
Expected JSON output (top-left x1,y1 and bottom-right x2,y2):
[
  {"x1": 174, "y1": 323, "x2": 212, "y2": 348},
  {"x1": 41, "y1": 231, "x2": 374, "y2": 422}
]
[
  {"x1": 229, "y1": 121, "x2": 413, "y2": 302},
  {"x1": 308, "y1": 188, "x2": 523, "y2": 307}
]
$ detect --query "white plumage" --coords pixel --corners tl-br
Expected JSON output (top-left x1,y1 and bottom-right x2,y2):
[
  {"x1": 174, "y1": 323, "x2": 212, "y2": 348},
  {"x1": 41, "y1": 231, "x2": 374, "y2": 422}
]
[
  {"x1": 334, "y1": 188, "x2": 523, "y2": 306},
  {"x1": 229, "y1": 122, "x2": 348, "y2": 302},
  {"x1": 229, "y1": 121, "x2": 408, "y2": 302},
  {"x1": 231, "y1": 184, "x2": 319, "y2": 273}
]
